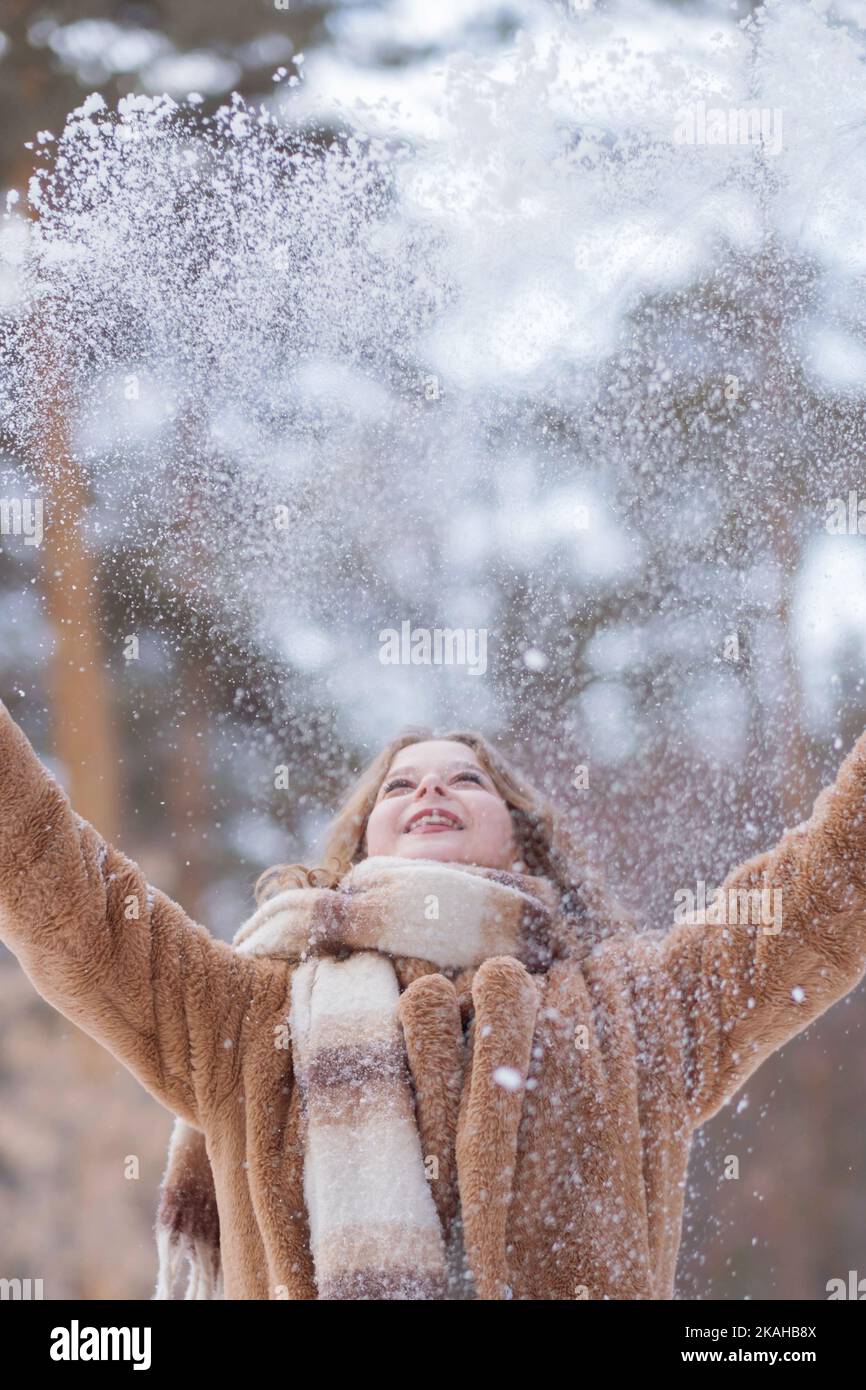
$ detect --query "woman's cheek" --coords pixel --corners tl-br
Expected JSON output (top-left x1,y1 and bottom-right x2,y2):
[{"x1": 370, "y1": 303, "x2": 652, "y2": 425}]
[
  {"x1": 476, "y1": 802, "x2": 515, "y2": 861},
  {"x1": 366, "y1": 801, "x2": 400, "y2": 855}
]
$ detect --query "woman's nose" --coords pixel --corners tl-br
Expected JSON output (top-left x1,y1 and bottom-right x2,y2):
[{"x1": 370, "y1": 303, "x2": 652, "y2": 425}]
[{"x1": 414, "y1": 772, "x2": 447, "y2": 798}]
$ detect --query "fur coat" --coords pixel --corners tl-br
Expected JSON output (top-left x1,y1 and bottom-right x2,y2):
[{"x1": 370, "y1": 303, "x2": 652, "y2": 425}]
[
  {"x1": 155, "y1": 854, "x2": 589, "y2": 1300},
  {"x1": 2, "y1": 697, "x2": 866, "y2": 1299}
]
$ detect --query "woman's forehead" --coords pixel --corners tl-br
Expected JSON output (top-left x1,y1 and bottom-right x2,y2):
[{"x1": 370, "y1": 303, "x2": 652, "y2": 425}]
[{"x1": 388, "y1": 739, "x2": 482, "y2": 773}]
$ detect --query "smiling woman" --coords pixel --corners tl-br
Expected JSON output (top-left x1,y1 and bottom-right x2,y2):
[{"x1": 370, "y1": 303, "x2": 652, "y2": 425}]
[
  {"x1": 4, "y1": 699, "x2": 866, "y2": 1301},
  {"x1": 365, "y1": 740, "x2": 517, "y2": 868},
  {"x1": 253, "y1": 726, "x2": 587, "y2": 901}
]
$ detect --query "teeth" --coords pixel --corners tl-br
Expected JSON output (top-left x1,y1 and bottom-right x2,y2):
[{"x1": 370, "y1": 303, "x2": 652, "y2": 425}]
[{"x1": 407, "y1": 811, "x2": 462, "y2": 831}]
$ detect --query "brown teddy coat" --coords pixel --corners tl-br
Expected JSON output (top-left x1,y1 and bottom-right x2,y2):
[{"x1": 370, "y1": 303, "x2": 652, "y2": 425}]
[{"x1": 2, "y1": 697, "x2": 866, "y2": 1299}]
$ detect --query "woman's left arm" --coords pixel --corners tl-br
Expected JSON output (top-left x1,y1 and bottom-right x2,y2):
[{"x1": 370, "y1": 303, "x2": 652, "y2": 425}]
[{"x1": 627, "y1": 729, "x2": 866, "y2": 1129}]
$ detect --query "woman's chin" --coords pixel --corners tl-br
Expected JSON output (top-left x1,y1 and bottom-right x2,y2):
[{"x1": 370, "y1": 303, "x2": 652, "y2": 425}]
[{"x1": 391, "y1": 834, "x2": 468, "y2": 861}]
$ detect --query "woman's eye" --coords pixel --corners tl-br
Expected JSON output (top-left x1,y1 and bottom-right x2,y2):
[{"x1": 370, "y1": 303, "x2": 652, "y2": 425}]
[
  {"x1": 455, "y1": 772, "x2": 483, "y2": 785},
  {"x1": 383, "y1": 778, "x2": 413, "y2": 793}
]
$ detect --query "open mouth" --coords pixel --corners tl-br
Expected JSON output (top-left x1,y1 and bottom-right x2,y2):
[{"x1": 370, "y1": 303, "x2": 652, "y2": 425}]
[{"x1": 403, "y1": 808, "x2": 465, "y2": 834}]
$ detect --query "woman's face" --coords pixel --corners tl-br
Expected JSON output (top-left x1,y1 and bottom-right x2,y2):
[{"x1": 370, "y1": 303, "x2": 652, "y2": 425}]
[{"x1": 364, "y1": 739, "x2": 516, "y2": 869}]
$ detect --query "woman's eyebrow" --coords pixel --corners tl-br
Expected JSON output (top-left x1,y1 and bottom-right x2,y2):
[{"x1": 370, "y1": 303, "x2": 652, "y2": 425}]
[{"x1": 384, "y1": 762, "x2": 485, "y2": 779}]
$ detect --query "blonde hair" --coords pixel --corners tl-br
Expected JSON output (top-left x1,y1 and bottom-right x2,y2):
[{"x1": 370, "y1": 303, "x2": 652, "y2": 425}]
[{"x1": 254, "y1": 727, "x2": 629, "y2": 937}]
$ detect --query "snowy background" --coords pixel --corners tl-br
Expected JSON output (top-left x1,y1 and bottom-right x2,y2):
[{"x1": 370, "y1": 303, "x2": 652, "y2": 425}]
[{"x1": 0, "y1": 0, "x2": 865, "y2": 1299}]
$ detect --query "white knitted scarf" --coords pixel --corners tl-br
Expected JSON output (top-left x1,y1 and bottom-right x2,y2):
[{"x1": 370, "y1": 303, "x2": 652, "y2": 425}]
[{"x1": 155, "y1": 856, "x2": 561, "y2": 1299}]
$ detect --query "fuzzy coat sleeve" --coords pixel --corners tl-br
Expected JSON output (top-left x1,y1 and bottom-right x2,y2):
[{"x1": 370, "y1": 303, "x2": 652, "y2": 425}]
[
  {"x1": 627, "y1": 729, "x2": 866, "y2": 1129},
  {"x1": 0, "y1": 699, "x2": 261, "y2": 1127}
]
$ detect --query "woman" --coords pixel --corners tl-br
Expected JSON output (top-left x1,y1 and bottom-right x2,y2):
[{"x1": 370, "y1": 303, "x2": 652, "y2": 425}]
[{"x1": 1, "y1": 697, "x2": 866, "y2": 1300}]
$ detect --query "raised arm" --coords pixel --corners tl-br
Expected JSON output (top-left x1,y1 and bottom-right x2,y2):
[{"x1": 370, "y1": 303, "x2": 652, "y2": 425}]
[
  {"x1": 627, "y1": 730, "x2": 866, "y2": 1129},
  {"x1": 0, "y1": 698, "x2": 262, "y2": 1127}
]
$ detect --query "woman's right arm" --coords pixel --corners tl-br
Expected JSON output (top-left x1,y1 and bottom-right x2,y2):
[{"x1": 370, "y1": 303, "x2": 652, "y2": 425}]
[
  {"x1": 625, "y1": 728, "x2": 866, "y2": 1129},
  {"x1": 0, "y1": 697, "x2": 262, "y2": 1127}
]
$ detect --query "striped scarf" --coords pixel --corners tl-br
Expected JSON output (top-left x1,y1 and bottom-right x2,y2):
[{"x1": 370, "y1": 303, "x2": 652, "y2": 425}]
[{"x1": 154, "y1": 855, "x2": 563, "y2": 1300}]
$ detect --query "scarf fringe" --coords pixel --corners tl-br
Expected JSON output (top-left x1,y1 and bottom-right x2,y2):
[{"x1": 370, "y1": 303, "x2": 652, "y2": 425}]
[{"x1": 154, "y1": 1227, "x2": 223, "y2": 1300}]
